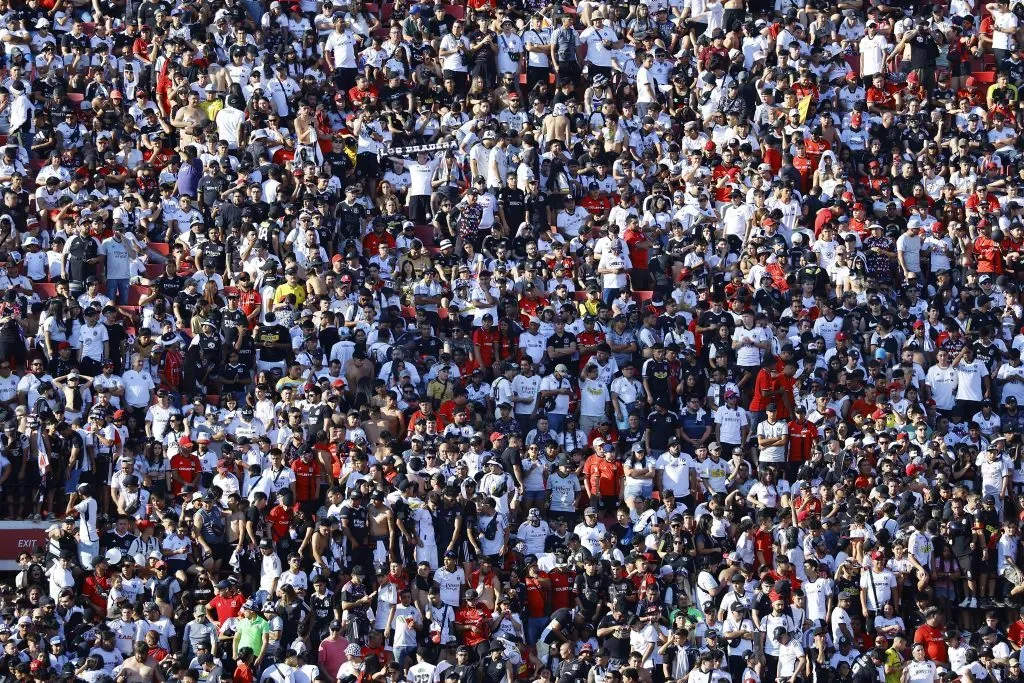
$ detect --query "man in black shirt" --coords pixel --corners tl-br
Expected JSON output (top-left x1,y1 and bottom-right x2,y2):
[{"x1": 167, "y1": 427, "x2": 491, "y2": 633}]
[
  {"x1": 173, "y1": 279, "x2": 201, "y2": 329},
  {"x1": 63, "y1": 222, "x2": 100, "y2": 297},
  {"x1": 255, "y1": 311, "x2": 291, "y2": 374},
  {"x1": 646, "y1": 404, "x2": 681, "y2": 455},
  {"x1": 642, "y1": 344, "x2": 671, "y2": 404},
  {"x1": 481, "y1": 645, "x2": 511, "y2": 683},
  {"x1": 154, "y1": 260, "x2": 187, "y2": 304},
  {"x1": 546, "y1": 320, "x2": 577, "y2": 373},
  {"x1": 497, "y1": 174, "x2": 526, "y2": 231}
]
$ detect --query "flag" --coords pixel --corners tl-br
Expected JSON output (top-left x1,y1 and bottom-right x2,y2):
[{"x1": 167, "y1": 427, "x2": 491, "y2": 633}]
[{"x1": 797, "y1": 95, "x2": 813, "y2": 123}]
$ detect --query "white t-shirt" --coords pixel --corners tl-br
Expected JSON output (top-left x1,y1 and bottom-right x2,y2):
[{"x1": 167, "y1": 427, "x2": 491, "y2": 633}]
[
  {"x1": 925, "y1": 364, "x2": 958, "y2": 410},
  {"x1": 433, "y1": 567, "x2": 465, "y2": 608},
  {"x1": 994, "y1": 9, "x2": 1019, "y2": 50},
  {"x1": 655, "y1": 452, "x2": 694, "y2": 496},
  {"x1": 859, "y1": 569, "x2": 897, "y2": 611},
  {"x1": 77, "y1": 322, "x2": 109, "y2": 361},
  {"x1": 440, "y1": 33, "x2": 469, "y2": 72},
  {"x1": 954, "y1": 360, "x2": 988, "y2": 401},
  {"x1": 713, "y1": 405, "x2": 748, "y2": 445},
  {"x1": 858, "y1": 34, "x2": 889, "y2": 76},
  {"x1": 756, "y1": 419, "x2": 787, "y2": 462},
  {"x1": 776, "y1": 640, "x2": 804, "y2": 678},
  {"x1": 407, "y1": 159, "x2": 439, "y2": 197},
  {"x1": 580, "y1": 25, "x2": 617, "y2": 67},
  {"x1": 732, "y1": 325, "x2": 769, "y2": 367}
]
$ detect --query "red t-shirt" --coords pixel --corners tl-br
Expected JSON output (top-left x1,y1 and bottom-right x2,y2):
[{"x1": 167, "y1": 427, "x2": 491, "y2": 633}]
[
  {"x1": 524, "y1": 575, "x2": 548, "y2": 618},
  {"x1": 233, "y1": 662, "x2": 254, "y2": 683},
  {"x1": 1009, "y1": 619, "x2": 1024, "y2": 648},
  {"x1": 456, "y1": 604, "x2": 491, "y2": 646},
  {"x1": 787, "y1": 420, "x2": 818, "y2": 463},
  {"x1": 291, "y1": 457, "x2": 321, "y2": 502},
  {"x1": 914, "y1": 623, "x2": 948, "y2": 663},
  {"x1": 473, "y1": 327, "x2": 500, "y2": 368},
  {"x1": 749, "y1": 369, "x2": 779, "y2": 412},
  {"x1": 268, "y1": 504, "x2": 295, "y2": 542},
  {"x1": 208, "y1": 592, "x2": 245, "y2": 625},
  {"x1": 169, "y1": 453, "x2": 201, "y2": 495},
  {"x1": 753, "y1": 528, "x2": 773, "y2": 571},
  {"x1": 549, "y1": 569, "x2": 573, "y2": 610}
]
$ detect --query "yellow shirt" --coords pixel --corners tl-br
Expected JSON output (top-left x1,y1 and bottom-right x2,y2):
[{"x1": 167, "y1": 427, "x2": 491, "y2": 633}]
[
  {"x1": 883, "y1": 646, "x2": 903, "y2": 683},
  {"x1": 198, "y1": 99, "x2": 224, "y2": 121},
  {"x1": 274, "y1": 282, "x2": 307, "y2": 307}
]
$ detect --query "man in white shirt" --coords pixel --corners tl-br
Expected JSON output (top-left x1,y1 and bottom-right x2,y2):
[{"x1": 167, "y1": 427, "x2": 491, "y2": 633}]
[
  {"x1": 579, "y1": 11, "x2": 620, "y2": 79},
  {"x1": 597, "y1": 242, "x2": 631, "y2": 305},
  {"x1": 858, "y1": 22, "x2": 889, "y2": 78}
]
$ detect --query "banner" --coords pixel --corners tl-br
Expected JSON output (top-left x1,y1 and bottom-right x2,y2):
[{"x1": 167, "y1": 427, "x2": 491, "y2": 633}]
[{"x1": 377, "y1": 141, "x2": 457, "y2": 160}]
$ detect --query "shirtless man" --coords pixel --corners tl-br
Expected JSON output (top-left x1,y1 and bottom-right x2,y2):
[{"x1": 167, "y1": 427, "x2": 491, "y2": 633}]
[
  {"x1": 541, "y1": 104, "x2": 570, "y2": 147},
  {"x1": 345, "y1": 347, "x2": 375, "y2": 400},
  {"x1": 367, "y1": 491, "x2": 393, "y2": 570},
  {"x1": 171, "y1": 91, "x2": 208, "y2": 147},
  {"x1": 294, "y1": 102, "x2": 319, "y2": 165},
  {"x1": 117, "y1": 642, "x2": 161, "y2": 683}
]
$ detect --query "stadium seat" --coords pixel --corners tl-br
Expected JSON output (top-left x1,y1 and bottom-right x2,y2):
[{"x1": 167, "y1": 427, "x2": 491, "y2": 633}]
[
  {"x1": 573, "y1": 291, "x2": 588, "y2": 302},
  {"x1": 446, "y1": 4, "x2": 464, "y2": 19},
  {"x1": 66, "y1": 93, "x2": 85, "y2": 109},
  {"x1": 401, "y1": 305, "x2": 417, "y2": 319},
  {"x1": 150, "y1": 243, "x2": 170, "y2": 256},
  {"x1": 81, "y1": 22, "x2": 95, "y2": 36},
  {"x1": 145, "y1": 264, "x2": 163, "y2": 278},
  {"x1": 127, "y1": 285, "x2": 149, "y2": 305},
  {"x1": 33, "y1": 283, "x2": 57, "y2": 298},
  {"x1": 633, "y1": 290, "x2": 654, "y2": 302},
  {"x1": 205, "y1": 395, "x2": 221, "y2": 406},
  {"x1": 414, "y1": 224, "x2": 435, "y2": 248},
  {"x1": 972, "y1": 70, "x2": 996, "y2": 84},
  {"x1": 437, "y1": 307, "x2": 448, "y2": 320}
]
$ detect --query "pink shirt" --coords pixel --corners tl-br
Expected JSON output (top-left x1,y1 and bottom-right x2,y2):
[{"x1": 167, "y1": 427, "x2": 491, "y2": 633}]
[{"x1": 318, "y1": 636, "x2": 350, "y2": 683}]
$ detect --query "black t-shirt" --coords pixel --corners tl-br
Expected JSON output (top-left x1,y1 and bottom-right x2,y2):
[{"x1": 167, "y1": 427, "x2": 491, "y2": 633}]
[
  {"x1": 497, "y1": 187, "x2": 526, "y2": 229},
  {"x1": 340, "y1": 503, "x2": 369, "y2": 544},
  {"x1": 547, "y1": 332, "x2": 577, "y2": 368},
  {"x1": 221, "y1": 308, "x2": 248, "y2": 346},
  {"x1": 174, "y1": 290, "x2": 202, "y2": 325},
  {"x1": 256, "y1": 323, "x2": 290, "y2": 363},
  {"x1": 156, "y1": 274, "x2": 187, "y2": 302},
  {"x1": 646, "y1": 410, "x2": 680, "y2": 450},
  {"x1": 543, "y1": 607, "x2": 572, "y2": 643},
  {"x1": 698, "y1": 309, "x2": 732, "y2": 345}
]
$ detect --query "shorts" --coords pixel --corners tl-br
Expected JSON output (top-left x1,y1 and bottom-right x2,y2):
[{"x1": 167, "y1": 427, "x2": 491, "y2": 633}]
[
  {"x1": 357, "y1": 153, "x2": 380, "y2": 178},
  {"x1": 623, "y1": 482, "x2": 653, "y2": 501}
]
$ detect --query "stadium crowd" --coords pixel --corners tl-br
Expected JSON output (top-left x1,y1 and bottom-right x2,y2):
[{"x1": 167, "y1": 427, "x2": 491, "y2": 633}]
[{"x1": 4, "y1": 0, "x2": 1024, "y2": 681}]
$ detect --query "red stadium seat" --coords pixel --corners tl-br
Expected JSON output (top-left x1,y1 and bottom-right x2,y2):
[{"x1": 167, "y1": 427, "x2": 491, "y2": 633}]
[
  {"x1": 66, "y1": 93, "x2": 85, "y2": 109},
  {"x1": 150, "y1": 243, "x2": 171, "y2": 256},
  {"x1": 145, "y1": 264, "x2": 163, "y2": 278},
  {"x1": 33, "y1": 283, "x2": 57, "y2": 299},
  {"x1": 445, "y1": 4, "x2": 464, "y2": 19},
  {"x1": 81, "y1": 22, "x2": 95, "y2": 36},
  {"x1": 573, "y1": 291, "x2": 588, "y2": 302},
  {"x1": 127, "y1": 285, "x2": 149, "y2": 305},
  {"x1": 401, "y1": 305, "x2": 417, "y2": 319},
  {"x1": 972, "y1": 70, "x2": 996, "y2": 85},
  {"x1": 633, "y1": 290, "x2": 654, "y2": 302},
  {"x1": 206, "y1": 395, "x2": 221, "y2": 406},
  {"x1": 414, "y1": 224, "x2": 435, "y2": 248}
]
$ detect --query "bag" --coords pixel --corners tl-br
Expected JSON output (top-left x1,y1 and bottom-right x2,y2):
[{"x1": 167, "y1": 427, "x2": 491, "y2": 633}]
[
  {"x1": 483, "y1": 515, "x2": 499, "y2": 541},
  {"x1": 1003, "y1": 564, "x2": 1024, "y2": 587}
]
